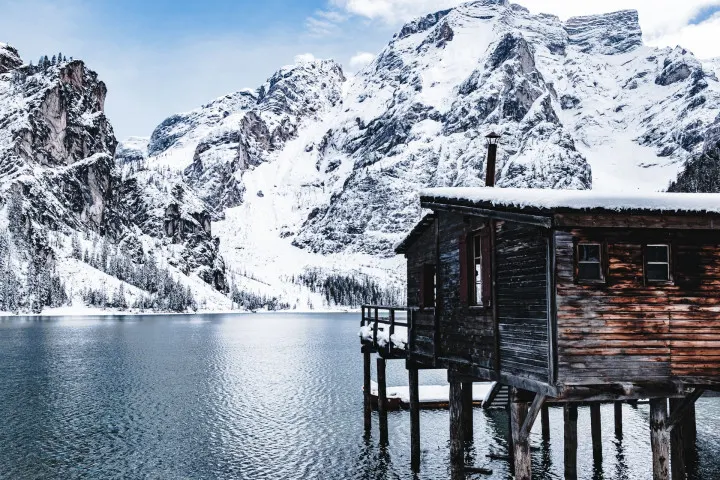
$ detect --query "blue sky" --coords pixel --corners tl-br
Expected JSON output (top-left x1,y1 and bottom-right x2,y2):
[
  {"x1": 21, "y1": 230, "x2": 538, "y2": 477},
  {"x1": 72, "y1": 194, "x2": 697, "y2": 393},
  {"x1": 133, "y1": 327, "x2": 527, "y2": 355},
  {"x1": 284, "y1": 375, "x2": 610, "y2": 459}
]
[{"x1": 1, "y1": 0, "x2": 719, "y2": 139}]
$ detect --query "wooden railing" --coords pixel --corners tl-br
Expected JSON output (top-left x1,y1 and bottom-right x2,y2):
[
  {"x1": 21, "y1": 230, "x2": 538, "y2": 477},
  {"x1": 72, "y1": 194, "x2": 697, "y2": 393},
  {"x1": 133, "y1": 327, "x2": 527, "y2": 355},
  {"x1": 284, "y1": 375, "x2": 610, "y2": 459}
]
[{"x1": 360, "y1": 305, "x2": 412, "y2": 358}]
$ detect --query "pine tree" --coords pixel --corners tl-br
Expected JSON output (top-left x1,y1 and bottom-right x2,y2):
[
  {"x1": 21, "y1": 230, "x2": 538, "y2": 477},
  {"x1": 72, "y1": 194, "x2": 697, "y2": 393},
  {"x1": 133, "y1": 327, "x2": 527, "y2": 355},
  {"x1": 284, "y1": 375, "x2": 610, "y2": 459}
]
[
  {"x1": 71, "y1": 233, "x2": 82, "y2": 259},
  {"x1": 6, "y1": 188, "x2": 24, "y2": 237},
  {"x1": 51, "y1": 55, "x2": 56, "y2": 65}
]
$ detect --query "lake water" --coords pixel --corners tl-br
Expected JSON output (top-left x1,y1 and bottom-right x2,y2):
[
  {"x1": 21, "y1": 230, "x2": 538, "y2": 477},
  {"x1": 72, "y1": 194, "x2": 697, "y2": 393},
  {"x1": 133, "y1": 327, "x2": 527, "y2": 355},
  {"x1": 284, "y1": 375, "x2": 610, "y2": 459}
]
[{"x1": 0, "y1": 312, "x2": 719, "y2": 479}]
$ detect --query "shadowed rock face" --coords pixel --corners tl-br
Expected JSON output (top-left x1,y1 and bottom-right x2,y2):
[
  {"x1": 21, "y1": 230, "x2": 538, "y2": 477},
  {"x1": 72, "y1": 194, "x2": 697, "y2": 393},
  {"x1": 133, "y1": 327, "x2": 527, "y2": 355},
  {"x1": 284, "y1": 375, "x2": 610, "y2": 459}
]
[
  {"x1": 565, "y1": 10, "x2": 643, "y2": 55},
  {"x1": 0, "y1": 49, "x2": 227, "y2": 293}
]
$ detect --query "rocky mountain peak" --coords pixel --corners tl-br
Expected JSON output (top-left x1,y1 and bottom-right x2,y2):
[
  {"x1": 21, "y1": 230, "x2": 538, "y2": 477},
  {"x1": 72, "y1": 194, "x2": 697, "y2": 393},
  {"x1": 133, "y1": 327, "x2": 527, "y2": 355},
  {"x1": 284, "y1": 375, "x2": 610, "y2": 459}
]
[
  {"x1": 257, "y1": 59, "x2": 346, "y2": 118},
  {"x1": 0, "y1": 43, "x2": 22, "y2": 74},
  {"x1": 564, "y1": 10, "x2": 642, "y2": 55}
]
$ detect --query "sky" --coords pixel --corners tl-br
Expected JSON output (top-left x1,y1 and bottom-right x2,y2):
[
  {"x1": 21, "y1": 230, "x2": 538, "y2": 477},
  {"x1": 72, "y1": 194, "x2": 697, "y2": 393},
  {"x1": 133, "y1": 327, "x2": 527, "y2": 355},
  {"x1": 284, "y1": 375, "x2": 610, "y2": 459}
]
[{"x1": 1, "y1": 0, "x2": 719, "y2": 140}]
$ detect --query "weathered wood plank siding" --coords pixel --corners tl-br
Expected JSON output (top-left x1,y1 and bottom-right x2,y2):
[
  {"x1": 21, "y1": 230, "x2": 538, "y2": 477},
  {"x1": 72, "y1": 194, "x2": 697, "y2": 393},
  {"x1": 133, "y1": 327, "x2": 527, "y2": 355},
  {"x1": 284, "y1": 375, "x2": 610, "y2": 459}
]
[
  {"x1": 437, "y1": 212, "x2": 495, "y2": 369},
  {"x1": 495, "y1": 221, "x2": 550, "y2": 382},
  {"x1": 555, "y1": 229, "x2": 720, "y2": 385},
  {"x1": 405, "y1": 221, "x2": 437, "y2": 361}
]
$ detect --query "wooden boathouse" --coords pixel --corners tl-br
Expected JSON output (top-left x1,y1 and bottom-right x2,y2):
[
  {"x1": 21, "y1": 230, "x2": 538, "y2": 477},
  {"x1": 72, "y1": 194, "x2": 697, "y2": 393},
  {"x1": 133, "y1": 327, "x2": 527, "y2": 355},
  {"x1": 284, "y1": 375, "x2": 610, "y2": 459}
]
[{"x1": 360, "y1": 142, "x2": 720, "y2": 479}]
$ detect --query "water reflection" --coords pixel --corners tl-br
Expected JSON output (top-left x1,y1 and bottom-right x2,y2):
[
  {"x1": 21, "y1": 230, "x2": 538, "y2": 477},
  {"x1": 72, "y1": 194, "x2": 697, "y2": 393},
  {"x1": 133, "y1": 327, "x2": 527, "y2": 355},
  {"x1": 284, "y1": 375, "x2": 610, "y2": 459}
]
[{"x1": 0, "y1": 313, "x2": 718, "y2": 479}]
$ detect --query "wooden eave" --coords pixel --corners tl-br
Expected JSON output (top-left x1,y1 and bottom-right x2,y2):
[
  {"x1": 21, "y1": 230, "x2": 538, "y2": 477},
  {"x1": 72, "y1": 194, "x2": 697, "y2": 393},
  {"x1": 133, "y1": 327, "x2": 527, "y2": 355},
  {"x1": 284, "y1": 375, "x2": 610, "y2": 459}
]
[
  {"x1": 394, "y1": 213, "x2": 436, "y2": 254},
  {"x1": 421, "y1": 196, "x2": 720, "y2": 230}
]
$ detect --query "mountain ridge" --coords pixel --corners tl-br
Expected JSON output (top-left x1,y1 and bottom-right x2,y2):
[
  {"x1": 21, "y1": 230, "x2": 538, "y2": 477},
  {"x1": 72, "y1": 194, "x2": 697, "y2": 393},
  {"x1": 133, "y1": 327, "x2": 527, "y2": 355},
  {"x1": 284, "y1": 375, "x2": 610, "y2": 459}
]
[{"x1": 3, "y1": 0, "x2": 720, "y2": 312}]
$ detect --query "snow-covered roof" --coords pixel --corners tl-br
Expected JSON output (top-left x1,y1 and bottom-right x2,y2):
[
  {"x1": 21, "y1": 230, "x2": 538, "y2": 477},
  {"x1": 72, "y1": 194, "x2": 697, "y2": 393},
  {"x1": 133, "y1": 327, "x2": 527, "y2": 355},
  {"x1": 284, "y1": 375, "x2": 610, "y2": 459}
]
[
  {"x1": 420, "y1": 187, "x2": 720, "y2": 214},
  {"x1": 395, "y1": 213, "x2": 436, "y2": 254}
]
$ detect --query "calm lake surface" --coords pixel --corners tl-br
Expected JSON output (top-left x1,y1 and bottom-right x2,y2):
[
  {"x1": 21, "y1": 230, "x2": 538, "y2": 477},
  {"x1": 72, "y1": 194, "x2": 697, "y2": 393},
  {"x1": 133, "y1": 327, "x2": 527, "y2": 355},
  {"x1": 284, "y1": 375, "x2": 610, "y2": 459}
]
[{"x1": 1, "y1": 312, "x2": 719, "y2": 479}]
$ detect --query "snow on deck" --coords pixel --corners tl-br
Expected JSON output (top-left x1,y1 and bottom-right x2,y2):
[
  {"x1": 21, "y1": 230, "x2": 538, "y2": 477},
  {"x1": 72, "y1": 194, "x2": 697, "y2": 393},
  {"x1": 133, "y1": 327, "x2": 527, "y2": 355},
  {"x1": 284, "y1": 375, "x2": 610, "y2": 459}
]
[
  {"x1": 370, "y1": 380, "x2": 495, "y2": 404},
  {"x1": 421, "y1": 187, "x2": 720, "y2": 214}
]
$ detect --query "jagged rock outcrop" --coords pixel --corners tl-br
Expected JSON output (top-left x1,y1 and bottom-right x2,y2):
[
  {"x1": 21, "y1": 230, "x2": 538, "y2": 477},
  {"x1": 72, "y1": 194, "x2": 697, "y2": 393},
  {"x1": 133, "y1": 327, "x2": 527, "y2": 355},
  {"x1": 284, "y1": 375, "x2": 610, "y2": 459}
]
[
  {"x1": 0, "y1": 43, "x2": 21, "y2": 74},
  {"x1": 565, "y1": 10, "x2": 642, "y2": 55},
  {"x1": 182, "y1": 59, "x2": 346, "y2": 209},
  {"x1": 0, "y1": 45, "x2": 226, "y2": 301}
]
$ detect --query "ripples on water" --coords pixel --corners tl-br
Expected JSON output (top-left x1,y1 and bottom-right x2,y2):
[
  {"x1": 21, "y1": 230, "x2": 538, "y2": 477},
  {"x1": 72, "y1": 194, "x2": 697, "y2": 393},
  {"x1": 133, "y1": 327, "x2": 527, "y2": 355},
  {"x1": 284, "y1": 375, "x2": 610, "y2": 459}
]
[{"x1": 0, "y1": 313, "x2": 718, "y2": 479}]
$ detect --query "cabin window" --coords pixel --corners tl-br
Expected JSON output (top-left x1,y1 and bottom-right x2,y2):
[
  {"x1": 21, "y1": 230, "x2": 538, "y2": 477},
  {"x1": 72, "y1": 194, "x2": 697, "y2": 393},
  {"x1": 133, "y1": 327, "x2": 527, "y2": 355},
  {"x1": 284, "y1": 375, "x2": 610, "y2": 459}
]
[
  {"x1": 471, "y1": 231, "x2": 491, "y2": 306},
  {"x1": 645, "y1": 244, "x2": 671, "y2": 283},
  {"x1": 576, "y1": 243, "x2": 604, "y2": 282},
  {"x1": 420, "y1": 264, "x2": 436, "y2": 308}
]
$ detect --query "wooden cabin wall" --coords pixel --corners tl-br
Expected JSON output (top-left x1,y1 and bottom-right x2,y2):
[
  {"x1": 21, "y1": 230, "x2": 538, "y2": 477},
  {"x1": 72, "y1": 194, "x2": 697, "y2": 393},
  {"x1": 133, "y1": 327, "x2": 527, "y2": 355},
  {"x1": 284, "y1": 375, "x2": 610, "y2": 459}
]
[
  {"x1": 436, "y1": 212, "x2": 495, "y2": 369},
  {"x1": 495, "y1": 220, "x2": 550, "y2": 383},
  {"x1": 555, "y1": 228, "x2": 720, "y2": 386},
  {"x1": 405, "y1": 222, "x2": 437, "y2": 362}
]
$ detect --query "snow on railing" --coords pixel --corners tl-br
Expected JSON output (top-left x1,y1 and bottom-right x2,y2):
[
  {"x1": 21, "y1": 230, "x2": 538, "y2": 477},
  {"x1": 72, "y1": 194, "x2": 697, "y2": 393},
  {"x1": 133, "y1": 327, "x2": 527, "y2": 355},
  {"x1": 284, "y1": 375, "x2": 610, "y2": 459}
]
[{"x1": 359, "y1": 305, "x2": 411, "y2": 355}]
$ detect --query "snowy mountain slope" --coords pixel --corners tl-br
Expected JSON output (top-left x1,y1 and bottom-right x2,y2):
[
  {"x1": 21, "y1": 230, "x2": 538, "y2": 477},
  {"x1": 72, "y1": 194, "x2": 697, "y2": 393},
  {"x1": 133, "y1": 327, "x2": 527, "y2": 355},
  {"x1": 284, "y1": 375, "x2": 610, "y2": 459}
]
[
  {"x1": 110, "y1": 0, "x2": 720, "y2": 310},
  {"x1": 294, "y1": 2, "x2": 720, "y2": 255},
  {"x1": 115, "y1": 136, "x2": 148, "y2": 165}
]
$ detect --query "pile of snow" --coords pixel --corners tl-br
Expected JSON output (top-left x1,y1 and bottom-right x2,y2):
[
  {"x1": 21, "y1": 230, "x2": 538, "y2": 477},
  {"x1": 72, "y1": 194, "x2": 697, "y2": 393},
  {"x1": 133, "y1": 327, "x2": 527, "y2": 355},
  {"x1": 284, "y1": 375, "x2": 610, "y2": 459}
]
[
  {"x1": 370, "y1": 380, "x2": 495, "y2": 404},
  {"x1": 358, "y1": 324, "x2": 408, "y2": 349}
]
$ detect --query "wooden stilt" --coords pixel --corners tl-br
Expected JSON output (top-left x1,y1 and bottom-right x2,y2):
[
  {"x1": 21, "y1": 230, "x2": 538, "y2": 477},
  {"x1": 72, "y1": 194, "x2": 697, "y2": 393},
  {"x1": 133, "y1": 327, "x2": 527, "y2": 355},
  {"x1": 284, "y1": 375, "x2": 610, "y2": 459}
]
[
  {"x1": 449, "y1": 380, "x2": 464, "y2": 480},
  {"x1": 409, "y1": 365, "x2": 420, "y2": 473},
  {"x1": 377, "y1": 357, "x2": 388, "y2": 445},
  {"x1": 650, "y1": 398, "x2": 670, "y2": 480},
  {"x1": 510, "y1": 392, "x2": 531, "y2": 480},
  {"x1": 564, "y1": 404, "x2": 578, "y2": 480},
  {"x1": 461, "y1": 381, "x2": 473, "y2": 442},
  {"x1": 669, "y1": 399, "x2": 686, "y2": 480},
  {"x1": 614, "y1": 401, "x2": 623, "y2": 438},
  {"x1": 541, "y1": 405, "x2": 550, "y2": 442},
  {"x1": 363, "y1": 349, "x2": 372, "y2": 433},
  {"x1": 590, "y1": 403, "x2": 603, "y2": 464},
  {"x1": 684, "y1": 401, "x2": 697, "y2": 463}
]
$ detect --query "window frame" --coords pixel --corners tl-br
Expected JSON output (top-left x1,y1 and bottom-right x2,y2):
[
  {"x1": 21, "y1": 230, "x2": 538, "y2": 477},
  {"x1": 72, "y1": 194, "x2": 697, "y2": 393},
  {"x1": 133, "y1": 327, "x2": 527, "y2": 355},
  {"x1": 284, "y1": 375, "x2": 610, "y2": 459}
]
[
  {"x1": 420, "y1": 263, "x2": 436, "y2": 309},
  {"x1": 469, "y1": 227, "x2": 492, "y2": 309},
  {"x1": 574, "y1": 241, "x2": 606, "y2": 284},
  {"x1": 643, "y1": 243, "x2": 673, "y2": 285}
]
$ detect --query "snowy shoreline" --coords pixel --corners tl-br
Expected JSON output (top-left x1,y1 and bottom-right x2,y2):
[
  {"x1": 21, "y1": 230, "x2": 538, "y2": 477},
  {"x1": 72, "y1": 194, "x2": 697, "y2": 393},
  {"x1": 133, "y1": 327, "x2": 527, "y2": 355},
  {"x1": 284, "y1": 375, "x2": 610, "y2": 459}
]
[{"x1": 0, "y1": 305, "x2": 362, "y2": 318}]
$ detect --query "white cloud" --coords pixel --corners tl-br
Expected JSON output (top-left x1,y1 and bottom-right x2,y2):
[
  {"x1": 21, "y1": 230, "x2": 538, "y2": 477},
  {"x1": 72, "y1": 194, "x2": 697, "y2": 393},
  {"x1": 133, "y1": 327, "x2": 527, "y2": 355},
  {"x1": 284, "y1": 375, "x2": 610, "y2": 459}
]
[
  {"x1": 329, "y1": 0, "x2": 465, "y2": 23},
  {"x1": 645, "y1": 12, "x2": 720, "y2": 59},
  {"x1": 294, "y1": 53, "x2": 317, "y2": 64},
  {"x1": 349, "y1": 51, "x2": 376, "y2": 70}
]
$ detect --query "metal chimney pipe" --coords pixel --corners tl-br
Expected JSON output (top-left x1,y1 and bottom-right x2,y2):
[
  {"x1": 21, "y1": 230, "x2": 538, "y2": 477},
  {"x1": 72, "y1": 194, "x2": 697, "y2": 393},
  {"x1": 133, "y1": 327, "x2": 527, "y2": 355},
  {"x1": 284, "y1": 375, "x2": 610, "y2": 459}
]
[{"x1": 484, "y1": 132, "x2": 501, "y2": 187}]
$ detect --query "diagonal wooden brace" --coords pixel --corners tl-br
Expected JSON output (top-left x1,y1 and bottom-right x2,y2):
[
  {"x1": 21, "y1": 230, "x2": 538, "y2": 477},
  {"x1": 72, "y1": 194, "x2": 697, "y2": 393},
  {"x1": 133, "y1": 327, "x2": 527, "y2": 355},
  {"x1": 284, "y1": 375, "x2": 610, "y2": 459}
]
[
  {"x1": 518, "y1": 393, "x2": 547, "y2": 442},
  {"x1": 666, "y1": 388, "x2": 704, "y2": 433}
]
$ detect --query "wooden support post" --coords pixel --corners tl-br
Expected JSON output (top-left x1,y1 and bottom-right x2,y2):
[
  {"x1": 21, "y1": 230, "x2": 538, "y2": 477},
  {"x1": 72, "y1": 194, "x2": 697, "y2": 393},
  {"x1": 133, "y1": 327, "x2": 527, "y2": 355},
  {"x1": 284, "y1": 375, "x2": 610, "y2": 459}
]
[
  {"x1": 614, "y1": 401, "x2": 623, "y2": 438},
  {"x1": 541, "y1": 405, "x2": 550, "y2": 442},
  {"x1": 449, "y1": 380, "x2": 464, "y2": 480},
  {"x1": 669, "y1": 398, "x2": 686, "y2": 480},
  {"x1": 510, "y1": 391, "x2": 531, "y2": 480},
  {"x1": 409, "y1": 365, "x2": 420, "y2": 473},
  {"x1": 684, "y1": 402, "x2": 697, "y2": 469},
  {"x1": 564, "y1": 404, "x2": 578, "y2": 480},
  {"x1": 377, "y1": 357, "x2": 388, "y2": 445},
  {"x1": 363, "y1": 349, "x2": 372, "y2": 433},
  {"x1": 461, "y1": 381, "x2": 473, "y2": 442},
  {"x1": 650, "y1": 398, "x2": 670, "y2": 480},
  {"x1": 590, "y1": 403, "x2": 603, "y2": 465}
]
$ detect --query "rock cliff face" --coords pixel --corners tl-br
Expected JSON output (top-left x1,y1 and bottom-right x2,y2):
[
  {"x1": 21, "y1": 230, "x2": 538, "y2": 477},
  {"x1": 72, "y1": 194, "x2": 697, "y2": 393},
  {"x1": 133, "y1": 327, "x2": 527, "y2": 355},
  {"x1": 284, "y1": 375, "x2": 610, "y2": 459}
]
[{"x1": 0, "y1": 48, "x2": 227, "y2": 310}]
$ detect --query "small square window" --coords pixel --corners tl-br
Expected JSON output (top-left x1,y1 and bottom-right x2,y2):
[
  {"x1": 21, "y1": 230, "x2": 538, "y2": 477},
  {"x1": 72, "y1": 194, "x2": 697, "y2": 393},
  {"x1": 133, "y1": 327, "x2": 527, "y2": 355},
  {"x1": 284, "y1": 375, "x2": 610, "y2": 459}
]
[
  {"x1": 577, "y1": 243, "x2": 603, "y2": 282},
  {"x1": 646, "y1": 244, "x2": 671, "y2": 282}
]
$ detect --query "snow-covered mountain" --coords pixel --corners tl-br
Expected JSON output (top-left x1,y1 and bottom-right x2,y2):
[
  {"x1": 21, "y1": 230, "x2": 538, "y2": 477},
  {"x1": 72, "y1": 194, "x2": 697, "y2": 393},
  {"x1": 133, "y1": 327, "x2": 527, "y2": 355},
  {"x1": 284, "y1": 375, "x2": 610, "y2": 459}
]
[
  {"x1": 3, "y1": 0, "x2": 720, "y2": 312},
  {"x1": 0, "y1": 46, "x2": 229, "y2": 313},
  {"x1": 123, "y1": 0, "x2": 720, "y2": 310}
]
